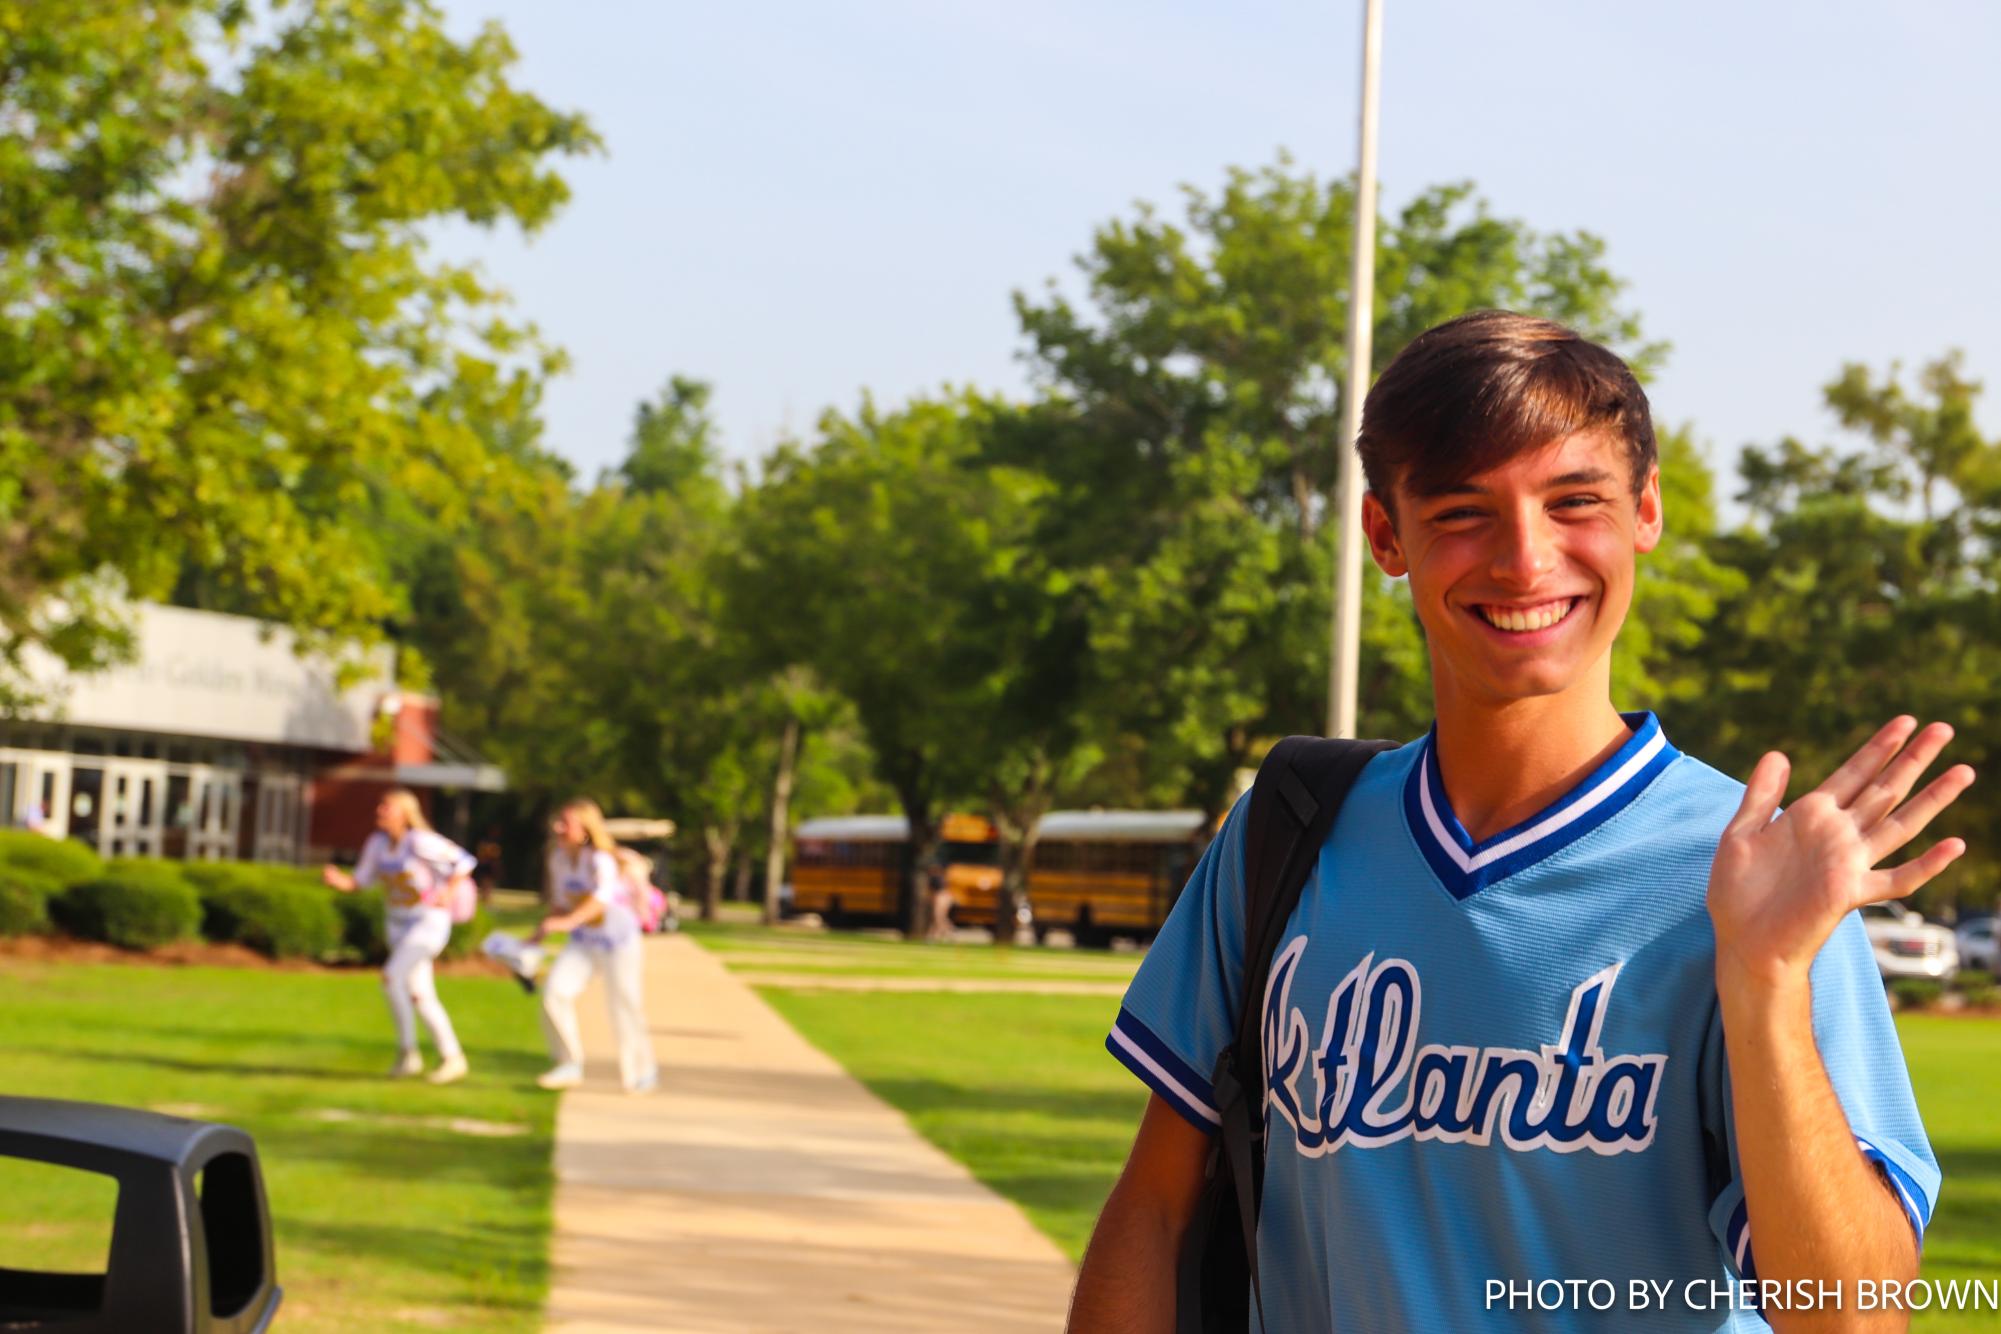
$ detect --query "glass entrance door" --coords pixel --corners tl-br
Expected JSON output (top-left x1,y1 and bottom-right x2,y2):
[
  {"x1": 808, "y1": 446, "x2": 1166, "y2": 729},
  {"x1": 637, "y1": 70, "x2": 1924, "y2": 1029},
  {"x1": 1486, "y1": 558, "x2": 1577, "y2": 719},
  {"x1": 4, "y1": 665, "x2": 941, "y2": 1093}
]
[
  {"x1": 103, "y1": 760, "x2": 168, "y2": 858},
  {"x1": 253, "y1": 773, "x2": 303, "y2": 863},
  {"x1": 25, "y1": 756, "x2": 72, "y2": 838},
  {"x1": 187, "y1": 767, "x2": 242, "y2": 861}
]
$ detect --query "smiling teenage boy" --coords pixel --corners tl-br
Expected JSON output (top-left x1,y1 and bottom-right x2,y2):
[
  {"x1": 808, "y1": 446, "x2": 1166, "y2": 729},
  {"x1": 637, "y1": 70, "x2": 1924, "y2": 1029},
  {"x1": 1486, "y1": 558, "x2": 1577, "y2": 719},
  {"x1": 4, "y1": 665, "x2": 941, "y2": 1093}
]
[{"x1": 1068, "y1": 311, "x2": 1970, "y2": 1332}]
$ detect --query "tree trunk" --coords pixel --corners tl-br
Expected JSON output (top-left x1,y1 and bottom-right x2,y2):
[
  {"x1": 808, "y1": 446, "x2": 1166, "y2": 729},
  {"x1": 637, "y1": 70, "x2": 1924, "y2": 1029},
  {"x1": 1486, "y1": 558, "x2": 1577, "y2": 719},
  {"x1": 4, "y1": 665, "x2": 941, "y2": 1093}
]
[
  {"x1": 763, "y1": 716, "x2": 800, "y2": 926},
  {"x1": 701, "y1": 823, "x2": 732, "y2": 922},
  {"x1": 894, "y1": 782, "x2": 937, "y2": 940},
  {"x1": 990, "y1": 760, "x2": 1053, "y2": 946},
  {"x1": 1292, "y1": 464, "x2": 1320, "y2": 541},
  {"x1": 995, "y1": 830, "x2": 1037, "y2": 947},
  {"x1": 731, "y1": 852, "x2": 754, "y2": 903}
]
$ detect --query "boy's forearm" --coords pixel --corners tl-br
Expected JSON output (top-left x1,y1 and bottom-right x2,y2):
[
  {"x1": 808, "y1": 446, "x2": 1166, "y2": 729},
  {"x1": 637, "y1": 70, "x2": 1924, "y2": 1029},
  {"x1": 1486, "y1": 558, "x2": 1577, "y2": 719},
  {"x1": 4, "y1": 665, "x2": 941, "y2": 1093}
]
[
  {"x1": 1067, "y1": 1178, "x2": 1182, "y2": 1334},
  {"x1": 1717, "y1": 961, "x2": 1917, "y2": 1331}
]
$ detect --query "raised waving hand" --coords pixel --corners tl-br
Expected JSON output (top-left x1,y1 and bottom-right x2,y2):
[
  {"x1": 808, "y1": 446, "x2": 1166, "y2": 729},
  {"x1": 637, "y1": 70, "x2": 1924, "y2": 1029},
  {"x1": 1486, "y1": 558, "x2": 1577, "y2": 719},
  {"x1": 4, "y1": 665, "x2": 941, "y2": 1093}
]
[{"x1": 1708, "y1": 716, "x2": 1975, "y2": 984}]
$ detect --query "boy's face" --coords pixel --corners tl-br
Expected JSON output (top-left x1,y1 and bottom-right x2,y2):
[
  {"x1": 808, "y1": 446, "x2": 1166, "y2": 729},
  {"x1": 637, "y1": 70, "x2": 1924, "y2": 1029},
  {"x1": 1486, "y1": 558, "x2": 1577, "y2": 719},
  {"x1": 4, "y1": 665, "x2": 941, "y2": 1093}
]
[{"x1": 1361, "y1": 429, "x2": 1663, "y2": 711}]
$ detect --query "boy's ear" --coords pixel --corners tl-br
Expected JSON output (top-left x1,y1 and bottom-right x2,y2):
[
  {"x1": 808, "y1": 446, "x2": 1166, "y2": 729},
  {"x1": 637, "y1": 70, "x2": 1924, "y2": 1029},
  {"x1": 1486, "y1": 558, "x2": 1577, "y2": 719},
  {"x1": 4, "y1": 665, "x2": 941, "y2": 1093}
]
[
  {"x1": 1362, "y1": 491, "x2": 1407, "y2": 577},
  {"x1": 1634, "y1": 465, "x2": 1664, "y2": 555}
]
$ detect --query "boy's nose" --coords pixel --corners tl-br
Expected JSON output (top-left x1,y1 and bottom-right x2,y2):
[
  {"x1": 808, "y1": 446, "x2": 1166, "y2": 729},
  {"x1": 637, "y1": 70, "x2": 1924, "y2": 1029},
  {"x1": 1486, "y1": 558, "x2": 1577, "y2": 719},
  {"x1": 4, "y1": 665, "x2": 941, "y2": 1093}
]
[{"x1": 1490, "y1": 514, "x2": 1559, "y2": 586}]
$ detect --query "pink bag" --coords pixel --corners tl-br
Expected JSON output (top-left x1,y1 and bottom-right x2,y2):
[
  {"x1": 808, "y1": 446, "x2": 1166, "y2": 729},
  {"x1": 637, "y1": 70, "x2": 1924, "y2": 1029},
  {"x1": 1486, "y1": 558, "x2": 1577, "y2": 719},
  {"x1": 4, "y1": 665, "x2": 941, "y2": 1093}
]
[
  {"x1": 444, "y1": 874, "x2": 479, "y2": 924},
  {"x1": 633, "y1": 880, "x2": 668, "y2": 933}
]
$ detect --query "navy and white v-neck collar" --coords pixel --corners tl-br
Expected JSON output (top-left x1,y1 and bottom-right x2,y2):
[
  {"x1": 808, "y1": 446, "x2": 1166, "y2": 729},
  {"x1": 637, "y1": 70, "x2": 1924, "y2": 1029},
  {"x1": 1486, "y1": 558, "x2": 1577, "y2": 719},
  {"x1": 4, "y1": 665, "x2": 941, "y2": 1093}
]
[{"x1": 1401, "y1": 711, "x2": 1680, "y2": 900}]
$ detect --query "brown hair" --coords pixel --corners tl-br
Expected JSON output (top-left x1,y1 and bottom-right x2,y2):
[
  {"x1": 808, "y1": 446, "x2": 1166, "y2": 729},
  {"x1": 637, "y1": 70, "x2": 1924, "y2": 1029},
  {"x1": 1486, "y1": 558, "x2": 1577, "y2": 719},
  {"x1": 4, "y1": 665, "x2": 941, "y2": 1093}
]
[{"x1": 1356, "y1": 310, "x2": 1656, "y2": 515}]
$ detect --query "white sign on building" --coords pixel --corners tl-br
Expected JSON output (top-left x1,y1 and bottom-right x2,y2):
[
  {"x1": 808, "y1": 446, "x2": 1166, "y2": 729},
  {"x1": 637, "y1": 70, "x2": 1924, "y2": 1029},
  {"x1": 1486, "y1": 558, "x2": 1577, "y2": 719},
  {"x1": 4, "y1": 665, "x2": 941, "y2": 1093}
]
[{"x1": 29, "y1": 604, "x2": 393, "y2": 752}]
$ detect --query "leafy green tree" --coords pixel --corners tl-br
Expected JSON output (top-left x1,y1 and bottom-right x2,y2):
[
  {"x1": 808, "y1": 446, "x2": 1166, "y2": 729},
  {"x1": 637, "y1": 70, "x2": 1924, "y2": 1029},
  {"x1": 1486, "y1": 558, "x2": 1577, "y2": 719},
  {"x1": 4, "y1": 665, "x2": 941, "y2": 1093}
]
[
  {"x1": 1015, "y1": 160, "x2": 1664, "y2": 541},
  {"x1": 618, "y1": 376, "x2": 728, "y2": 503},
  {"x1": 1824, "y1": 352, "x2": 1990, "y2": 523},
  {"x1": 559, "y1": 386, "x2": 765, "y2": 918},
  {"x1": 0, "y1": 0, "x2": 595, "y2": 704},
  {"x1": 732, "y1": 395, "x2": 1052, "y2": 932},
  {"x1": 1612, "y1": 425, "x2": 1747, "y2": 709},
  {"x1": 1008, "y1": 161, "x2": 1670, "y2": 822},
  {"x1": 1680, "y1": 355, "x2": 2001, "y2": 914},
  {"x1": 401, "y1": 464, "x2": 619, "y2": 805}
]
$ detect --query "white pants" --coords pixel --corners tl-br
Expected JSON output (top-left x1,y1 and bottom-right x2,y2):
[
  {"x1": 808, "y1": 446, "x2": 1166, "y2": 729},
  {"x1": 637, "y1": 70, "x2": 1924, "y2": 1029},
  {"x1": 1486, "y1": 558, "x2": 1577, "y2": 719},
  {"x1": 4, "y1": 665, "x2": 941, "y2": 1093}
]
[
  {"x1": 540, "y1": 939, "x2": 656, "y2": 1087},
  {"x1": 384, "y1": 911, "x2": 463, "y2": 1060}
]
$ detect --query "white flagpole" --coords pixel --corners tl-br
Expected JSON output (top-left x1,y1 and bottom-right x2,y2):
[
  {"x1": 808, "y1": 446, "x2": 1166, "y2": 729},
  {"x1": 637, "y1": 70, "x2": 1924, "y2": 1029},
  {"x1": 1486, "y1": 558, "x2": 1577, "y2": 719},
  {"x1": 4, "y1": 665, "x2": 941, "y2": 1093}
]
[{"x1": 1329, "y1": 0, "x2": 1384, "y2": 739}]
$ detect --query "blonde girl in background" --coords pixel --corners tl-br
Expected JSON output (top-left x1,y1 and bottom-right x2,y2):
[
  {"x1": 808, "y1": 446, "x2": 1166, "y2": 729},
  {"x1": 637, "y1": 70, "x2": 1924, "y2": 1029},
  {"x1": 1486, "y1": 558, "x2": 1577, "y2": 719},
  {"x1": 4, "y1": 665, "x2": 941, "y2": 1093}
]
[
  {"x1": 534, "y1": 798, "x2": 660, "y2": 1093},
  {"x1": 322, "y1": 788, "x2": 475, "y2": 1084}
]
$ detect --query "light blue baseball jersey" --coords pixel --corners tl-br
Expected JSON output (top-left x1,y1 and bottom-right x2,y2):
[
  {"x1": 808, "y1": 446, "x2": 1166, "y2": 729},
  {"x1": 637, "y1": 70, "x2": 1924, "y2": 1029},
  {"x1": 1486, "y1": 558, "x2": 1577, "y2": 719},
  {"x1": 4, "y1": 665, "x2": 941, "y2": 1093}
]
[{"x1": 1109, "y1": 713, "x2": 1938, "y2": 1331}]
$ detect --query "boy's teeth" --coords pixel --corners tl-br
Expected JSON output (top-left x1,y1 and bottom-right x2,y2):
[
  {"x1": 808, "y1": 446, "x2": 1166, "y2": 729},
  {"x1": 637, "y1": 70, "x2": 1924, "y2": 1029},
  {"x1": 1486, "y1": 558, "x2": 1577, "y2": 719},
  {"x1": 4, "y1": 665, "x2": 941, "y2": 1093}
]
[{"x1": 1481, "y1": 600, "x2": 1573, "y2": 632}]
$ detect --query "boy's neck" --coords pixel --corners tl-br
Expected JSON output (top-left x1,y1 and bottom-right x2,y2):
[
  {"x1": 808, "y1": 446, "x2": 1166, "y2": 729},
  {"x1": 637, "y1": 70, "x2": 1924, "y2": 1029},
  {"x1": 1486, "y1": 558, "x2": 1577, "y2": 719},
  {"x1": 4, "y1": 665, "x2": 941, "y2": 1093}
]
[{"x1": 1431, "y1": 684, "x2": 1634, "y2": 844}]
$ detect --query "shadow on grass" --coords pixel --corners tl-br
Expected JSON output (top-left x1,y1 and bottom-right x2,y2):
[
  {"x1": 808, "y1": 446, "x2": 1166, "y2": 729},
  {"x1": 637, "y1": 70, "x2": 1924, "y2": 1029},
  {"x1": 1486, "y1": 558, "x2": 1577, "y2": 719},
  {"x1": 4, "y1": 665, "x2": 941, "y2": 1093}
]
[
  {"x1": 1928, "y1": 1144, "x2": 2001, "y2": 1234},
  {"x1": 860, "y1": 1075, "x2": 1145, "y2": 1128},
  {"x1": 276, "y1": 1215, "x2": 548, "y2": 1311},
  {"x1": 11, "y1": 1044, "x2": 365, "y2": 1083},
  {"x1": 256, "y1": 1119, "x2": 549, "y2": 1192},
  {"x1": 12, "y1": 1029, "x2": 548, "y2": 1086}
]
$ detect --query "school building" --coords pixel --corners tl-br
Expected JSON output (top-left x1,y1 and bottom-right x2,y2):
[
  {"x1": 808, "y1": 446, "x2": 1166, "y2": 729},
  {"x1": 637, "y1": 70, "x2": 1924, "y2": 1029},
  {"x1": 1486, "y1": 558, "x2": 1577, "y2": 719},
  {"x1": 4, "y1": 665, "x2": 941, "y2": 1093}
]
[{"x1": 0, "y1": 604, "x2": 503, "y2": 864}]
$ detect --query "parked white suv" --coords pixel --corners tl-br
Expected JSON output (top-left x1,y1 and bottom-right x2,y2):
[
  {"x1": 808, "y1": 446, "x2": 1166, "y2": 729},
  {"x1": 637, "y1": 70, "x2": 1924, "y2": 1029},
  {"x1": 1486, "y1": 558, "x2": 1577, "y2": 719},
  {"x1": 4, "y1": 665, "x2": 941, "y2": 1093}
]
[{"x1": 1859, "y1": 903, "x2": 1958, "y2": 981}]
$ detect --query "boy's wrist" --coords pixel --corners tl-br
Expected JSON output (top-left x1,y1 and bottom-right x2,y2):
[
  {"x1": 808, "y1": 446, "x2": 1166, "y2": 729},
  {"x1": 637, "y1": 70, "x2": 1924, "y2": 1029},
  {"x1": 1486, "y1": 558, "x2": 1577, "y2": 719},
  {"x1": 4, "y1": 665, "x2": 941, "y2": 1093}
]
[{"x1": 1714, "y1": 943, "x2": 1815, "y2": 1017}]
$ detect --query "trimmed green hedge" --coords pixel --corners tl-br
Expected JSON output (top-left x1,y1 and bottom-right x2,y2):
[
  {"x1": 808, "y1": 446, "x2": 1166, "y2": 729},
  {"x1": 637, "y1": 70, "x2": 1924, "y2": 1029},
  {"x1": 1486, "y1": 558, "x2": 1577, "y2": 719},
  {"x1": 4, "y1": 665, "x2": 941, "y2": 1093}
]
[
  {"x1": 52, "y1": 860, "x2": 202, "y2": 950},
  {"x1": 0, "y1": 866, "x2": 59, "y2": 936},
  {"x1": 0, "y1": 830, "x2": 103, "y2": 886},
  {"x1": 182, "y1": 860, "x2": 322, "y2": 898},
  {"x1": 443, "y1": 905, "x2": 494, "y2": 962},
  {"x1": 335, "y1": 888, "x2": 390, "y2": 963},
  {"x1": 184, "y1": 860, "x2": 341, "y2": 960},
  {"x1": 1890, "y1": 978, "x2": 1946, "y2": 1011},
  {"x1": 204, "y1": 885, "x2": 342, "y2": 961},
  {"x1": 15, "y1": 847, "x2": 484, "y2": 965}
]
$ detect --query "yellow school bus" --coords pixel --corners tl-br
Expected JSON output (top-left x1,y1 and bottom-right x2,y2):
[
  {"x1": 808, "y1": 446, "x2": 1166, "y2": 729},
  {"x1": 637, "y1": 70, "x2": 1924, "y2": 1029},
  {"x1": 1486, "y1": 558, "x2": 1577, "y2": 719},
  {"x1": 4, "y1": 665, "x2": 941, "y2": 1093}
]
[
  {"x1": 1026, "y1": 810, "x2": 1207, "y2": 946},
  {"x1": 789, "y1": 813, "x2": 1001, "y2": 928}
]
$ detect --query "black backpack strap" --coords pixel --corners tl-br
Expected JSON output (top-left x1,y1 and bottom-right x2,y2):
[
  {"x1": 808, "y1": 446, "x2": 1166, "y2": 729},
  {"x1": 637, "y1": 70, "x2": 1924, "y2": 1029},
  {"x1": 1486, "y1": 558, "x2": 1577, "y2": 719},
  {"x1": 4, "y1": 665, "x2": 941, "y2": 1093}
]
[{"x1": 1193, "y1": 735, "x2": 1392, "y2": 1333}]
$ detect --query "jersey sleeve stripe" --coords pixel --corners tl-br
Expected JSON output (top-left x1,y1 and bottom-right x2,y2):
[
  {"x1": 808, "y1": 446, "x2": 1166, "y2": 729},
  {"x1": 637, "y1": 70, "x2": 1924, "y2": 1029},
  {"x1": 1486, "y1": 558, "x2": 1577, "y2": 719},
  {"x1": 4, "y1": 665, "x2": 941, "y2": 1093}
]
[
  {"x1": 1107, "y1": 1010, "x2": 1220, "y2": 1130},
  {"x1": 1726, "y1": 1198, "x2": 1756, "y2": 1282},
  {"x1": 1856, "y1": 1135, "x2": 1933, "y2": 1238}
]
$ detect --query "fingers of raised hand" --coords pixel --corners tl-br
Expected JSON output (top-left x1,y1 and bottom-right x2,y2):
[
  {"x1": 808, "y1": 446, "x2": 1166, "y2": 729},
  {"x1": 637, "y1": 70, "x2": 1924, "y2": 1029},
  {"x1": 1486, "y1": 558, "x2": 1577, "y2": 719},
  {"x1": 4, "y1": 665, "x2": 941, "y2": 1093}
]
[
  {"x1": 1848, "y1": 721, "x2": 1956, "y2": 827},
  {"x1": 1817, "y1": 716, "x2": 1919, "y2": 807},
  {"x1": 1874, "y1": 838, "x2": 1969, "y2": 904},
  {"x1": 1729, "y1": 751, "x2": 1792, "y2": 835},
  {"x1": 1865, "y1": 763, "x2": 1976, "y2": 862}
]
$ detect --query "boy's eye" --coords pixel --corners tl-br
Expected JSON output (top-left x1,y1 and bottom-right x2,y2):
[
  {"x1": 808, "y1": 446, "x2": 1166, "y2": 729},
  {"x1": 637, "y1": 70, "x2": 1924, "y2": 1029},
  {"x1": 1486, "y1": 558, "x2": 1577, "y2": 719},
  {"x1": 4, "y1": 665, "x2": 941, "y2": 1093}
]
[{"x1": 1554, "y1": 495, "x2": 1604, "y2": 510}]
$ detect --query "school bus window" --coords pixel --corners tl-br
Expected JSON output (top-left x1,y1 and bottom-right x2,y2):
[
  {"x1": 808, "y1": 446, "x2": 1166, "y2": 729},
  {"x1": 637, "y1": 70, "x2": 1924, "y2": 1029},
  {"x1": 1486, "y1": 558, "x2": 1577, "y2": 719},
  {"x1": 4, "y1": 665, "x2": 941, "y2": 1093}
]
[
  {"x1": 1036, "y1": 843, "x2": 1077, "y2": 872},
  {"x1": 942, "y1": 839, "x2": 998, "y2": 867}
]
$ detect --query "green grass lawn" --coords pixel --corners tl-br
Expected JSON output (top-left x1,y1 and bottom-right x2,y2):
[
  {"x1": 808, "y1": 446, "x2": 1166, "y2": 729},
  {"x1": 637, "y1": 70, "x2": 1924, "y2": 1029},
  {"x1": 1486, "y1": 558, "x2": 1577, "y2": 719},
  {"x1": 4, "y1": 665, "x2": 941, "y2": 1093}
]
[
  {"x1": 687, "y1": 917, "x2": 1142, "y2": 983},
  {"x1": 0, "y1": 958, "x2": 556, "y2": 1333},
  {"x1": 1897, "y1": 1014, "x2": 2001, "y2": 1330}
]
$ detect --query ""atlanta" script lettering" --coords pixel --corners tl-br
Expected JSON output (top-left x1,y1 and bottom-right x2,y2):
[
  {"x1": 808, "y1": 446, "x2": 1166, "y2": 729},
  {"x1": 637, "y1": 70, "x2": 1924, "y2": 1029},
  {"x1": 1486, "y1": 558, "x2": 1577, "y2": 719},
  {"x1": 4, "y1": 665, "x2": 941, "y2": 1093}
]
[{"x1": 1261, "y1": 938, "x2": 1667, "y2": 1158}]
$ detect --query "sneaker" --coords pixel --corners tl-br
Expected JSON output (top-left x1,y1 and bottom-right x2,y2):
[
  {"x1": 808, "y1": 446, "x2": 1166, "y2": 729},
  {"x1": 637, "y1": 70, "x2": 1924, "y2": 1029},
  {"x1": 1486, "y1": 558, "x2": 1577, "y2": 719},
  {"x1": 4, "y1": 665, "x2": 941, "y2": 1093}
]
[
  {"x1": 536, "y1": 1062, "x2": 583, "y2": 1090},
  {"x1": 427, "y1": 1052, "x2": 470, "y2": 1085},
  {"x1": 389, "y1": 1049, "x2": 423, "y2": 1079},
  {"x1": 624, "y1": 1071, "x2": 659, "y2": 1096}
]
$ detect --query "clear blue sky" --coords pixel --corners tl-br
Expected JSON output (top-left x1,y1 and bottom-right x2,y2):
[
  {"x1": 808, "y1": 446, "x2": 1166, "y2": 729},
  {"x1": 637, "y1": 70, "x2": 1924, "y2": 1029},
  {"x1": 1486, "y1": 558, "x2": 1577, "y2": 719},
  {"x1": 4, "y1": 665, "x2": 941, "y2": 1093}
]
[{"x1": 434, "y1": 0, "x2": 2001, "y2": 492}]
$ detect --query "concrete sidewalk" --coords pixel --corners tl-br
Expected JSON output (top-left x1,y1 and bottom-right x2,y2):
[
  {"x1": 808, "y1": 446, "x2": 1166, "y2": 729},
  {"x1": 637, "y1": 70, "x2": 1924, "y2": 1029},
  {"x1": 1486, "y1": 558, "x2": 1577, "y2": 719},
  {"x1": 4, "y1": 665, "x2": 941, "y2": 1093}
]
[{"x1": 544, "y1": 934, "x2": 1077, "y2": 1333}]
